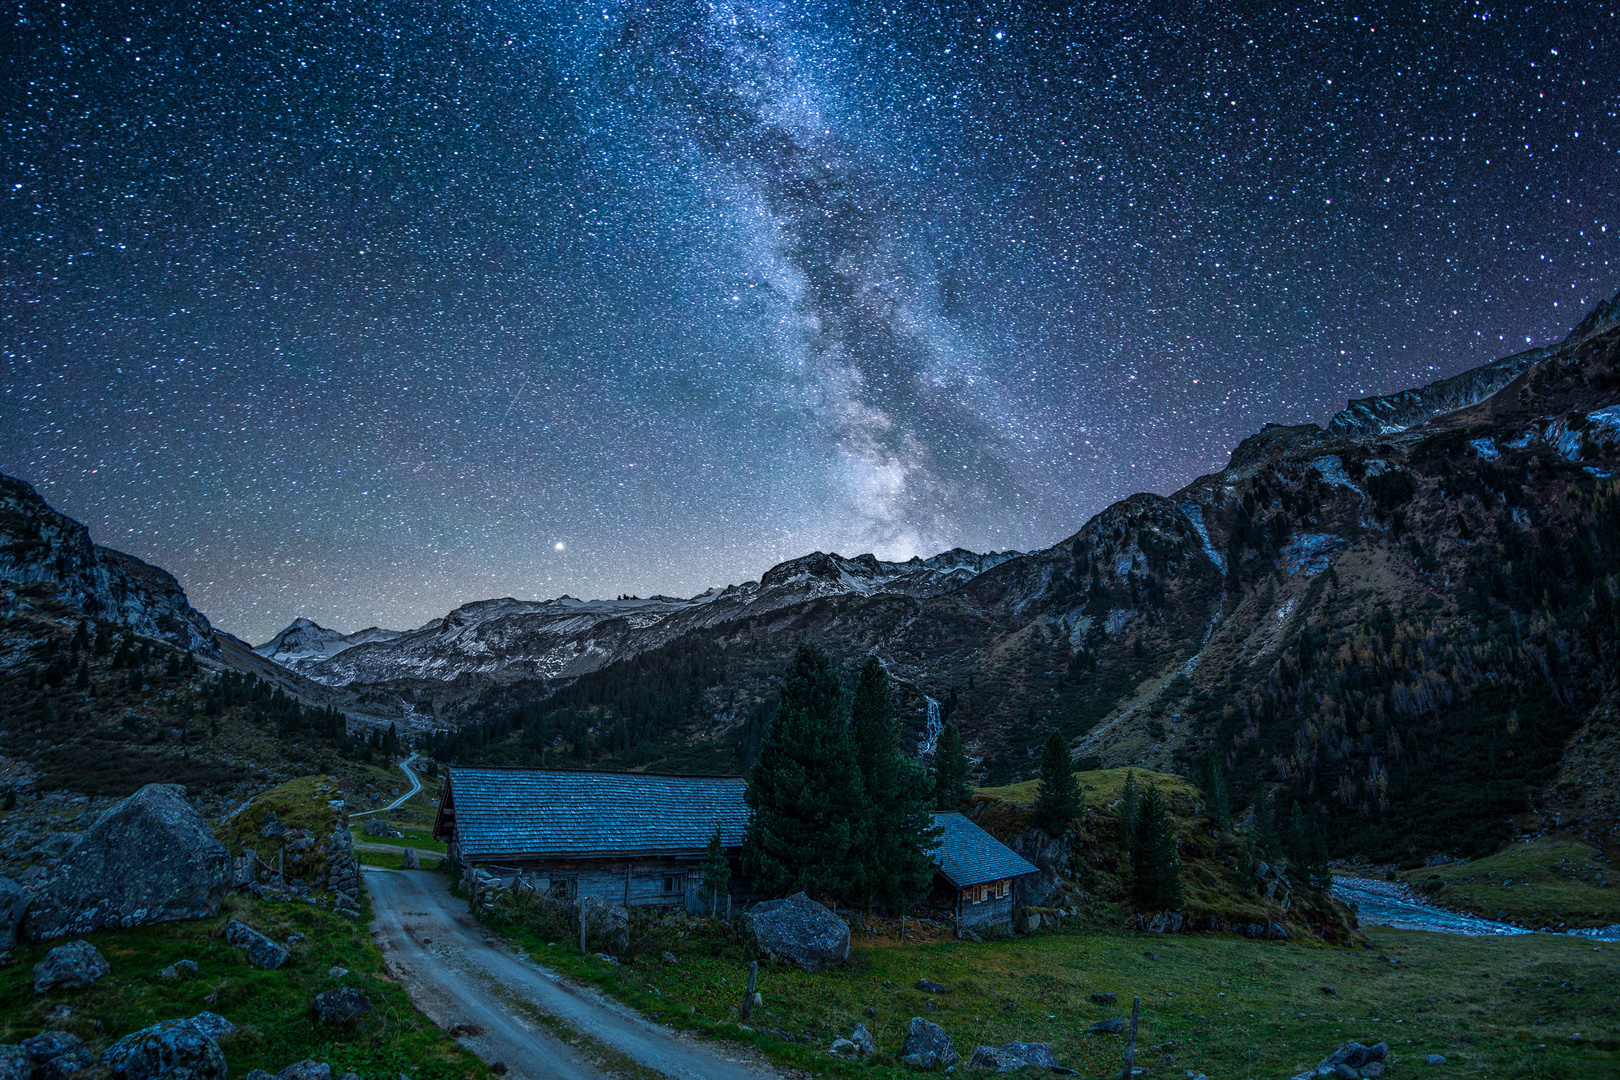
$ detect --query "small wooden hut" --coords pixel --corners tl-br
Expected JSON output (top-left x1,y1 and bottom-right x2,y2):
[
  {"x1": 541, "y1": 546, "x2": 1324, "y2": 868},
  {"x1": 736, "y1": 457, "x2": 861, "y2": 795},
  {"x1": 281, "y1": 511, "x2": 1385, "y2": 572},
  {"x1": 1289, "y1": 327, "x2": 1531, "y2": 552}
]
[{"x1": 926, "y1": 810, "x2": 1039, "y2": 933}]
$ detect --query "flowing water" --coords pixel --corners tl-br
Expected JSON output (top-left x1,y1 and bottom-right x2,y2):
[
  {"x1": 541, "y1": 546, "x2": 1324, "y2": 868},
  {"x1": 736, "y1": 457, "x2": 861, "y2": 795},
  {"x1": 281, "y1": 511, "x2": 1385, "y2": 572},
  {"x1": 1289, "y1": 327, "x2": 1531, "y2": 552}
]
[
  {"x1": 918, "y1": 696, "x2": 943, "y2": 756},
  {"x1": 1332, "y1": 875, "x2": 1620, "y2": 941}
]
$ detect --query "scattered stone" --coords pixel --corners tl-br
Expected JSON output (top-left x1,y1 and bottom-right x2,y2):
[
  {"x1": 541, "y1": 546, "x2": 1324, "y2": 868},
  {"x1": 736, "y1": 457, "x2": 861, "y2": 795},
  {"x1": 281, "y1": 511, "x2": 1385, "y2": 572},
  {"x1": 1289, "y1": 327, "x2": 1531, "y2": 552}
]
[
  {"x1": 661, "y1": 952, "x2": 679, "y2": 966},
  {"x1": 0, "y1": 876, "x2": 25, "y2": 951},
  {"x1": 157, "y1": 959, "x2": 199, "y2": 981},
  {"x1": 278, "y1": 1061, "x2": 331, "y2": 1080},
  {"x1": 23, "y1": 1033, "x2": 93, "y2": 1080},
  {"x1": 917, "y1": 978, "x2": 950, "y2": 994},
  {"x1": 1088, "y1": 1019, "x2": 1125, "y2": 1035},
  {"x1": 594, "y1": 952, "x2": 621, "y2": 967},
  {"x1": 850, "y1": 1023, "x2": 876, "y2": 1056},
  {"x1": 828, "y1": 1038, "x2": 857, "y2": 1057},
  {"x1": 1426, "y1": 1055, "x2": 1447, "y2": 1066},
  {"x1": 899, "y1": 1017, "x2": 957, "y2": 1069},
  {"x1": 101, "y1": 1018, "x2": 227, "y2": 1080},
  {"x1": 33, "y1": 939, "x2": 110, "y2": 993},
  {"x1": 1090, "y1": 992, "x2": 1117, "y2": 1005},
  {"x1": 400, "y1": 848, "x2": 420, "y2": 870},
  {"x1": 328, "y1": 966, "x2": 349, "y2": 979},
  {"x1": 1320, "y1": 986, "x2": 1338, "y2": 996},
  {"x1": 1002, "y1": 1000, "x2": 1017, "y2": 1011},
  {"x1": 745, "y1": 892, "x2": 850, "y2": 973},
  {"x1": 0, "y1": 1046, "x2": 27, "y2": 1080},
  {"x1": 338, "y1": 1073, "x2": 363, "y2": 1080},
  {"x1": 24, "y1": 784, "x2": 232, "y2": 941},
  {"x1": 225, "y1": 920, "x2": 289, "y2": 970},
  {"x1": 1143, "y1": 951, "x2": 1159, "y2": 960}
]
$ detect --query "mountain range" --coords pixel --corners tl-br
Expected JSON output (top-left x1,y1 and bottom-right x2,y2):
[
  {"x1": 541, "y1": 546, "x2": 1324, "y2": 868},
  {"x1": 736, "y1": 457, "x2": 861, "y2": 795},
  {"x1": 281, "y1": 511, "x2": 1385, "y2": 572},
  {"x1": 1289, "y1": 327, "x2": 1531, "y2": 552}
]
[{"x1": 3, "y1": 289, "x2": 1618, "y2": 863}]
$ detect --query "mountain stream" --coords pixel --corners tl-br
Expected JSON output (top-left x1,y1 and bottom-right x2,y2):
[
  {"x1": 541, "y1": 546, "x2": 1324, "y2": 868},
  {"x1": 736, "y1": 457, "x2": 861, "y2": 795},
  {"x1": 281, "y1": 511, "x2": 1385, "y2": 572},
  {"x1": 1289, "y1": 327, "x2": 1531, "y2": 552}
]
[{"x1": 1332, "y1": 875, "x2": 1620, "y2": 941}]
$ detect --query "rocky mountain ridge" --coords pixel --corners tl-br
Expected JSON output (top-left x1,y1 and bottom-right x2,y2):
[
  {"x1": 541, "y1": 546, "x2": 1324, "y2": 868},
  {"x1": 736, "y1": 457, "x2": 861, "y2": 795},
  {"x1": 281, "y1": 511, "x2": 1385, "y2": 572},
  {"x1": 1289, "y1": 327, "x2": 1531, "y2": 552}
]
[{"x1": 0, "y1": 475, "x2": 219, "y2": 658}]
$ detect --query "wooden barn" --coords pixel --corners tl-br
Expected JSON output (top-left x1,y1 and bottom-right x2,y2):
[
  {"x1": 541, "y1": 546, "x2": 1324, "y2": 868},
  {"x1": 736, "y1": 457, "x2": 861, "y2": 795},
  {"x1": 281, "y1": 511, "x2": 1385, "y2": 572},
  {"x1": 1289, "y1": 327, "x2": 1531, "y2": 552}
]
[
  {"x1": 433, "y1": 766, "x2": 748, "y2": 913},
  {"x1": 926, "y1": 811, "x2": 1039, "y2": 933}
]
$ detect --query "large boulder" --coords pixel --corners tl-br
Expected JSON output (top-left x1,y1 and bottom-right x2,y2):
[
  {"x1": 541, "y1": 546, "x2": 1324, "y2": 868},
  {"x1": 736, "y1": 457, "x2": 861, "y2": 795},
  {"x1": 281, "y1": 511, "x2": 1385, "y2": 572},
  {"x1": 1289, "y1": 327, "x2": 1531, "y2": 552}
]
[
  {"x1": 101, "y1": 1019, "x2": 227, "y2": 1080},
  {"x1": 0, "y1": 1046, "x2": 27, "y2": 1080},
  {"x1": 899, "y1": 1017, "x2": 957, "y2": 1069},
  {"x1": 24, "y1": 785, "x2": 230, "y2": 941},
  {"x1": 310, "y1": 989, "x2": 372, "y2": 1026},
  {"x1": 33, "y1": 939, "x2": 110, "y2": 993},
  {"x1": 745, "y1": 892, "x2": 850, "y2": 973},
  {"x1": 577, "y1": 896, "x2": 630, "y2": 953},
  {"x1": 22, "y1": 1031, "x2": 95, "y2": 1080},
  {"x1": 225, "y1": 919, "x2": 290, "y2": 970},
  {"x1": 968, "y1": 1041, "x2": 1073, "y2": 1074},
  {"x1": 0, "y1": 876, "x2": 24, "y2": 951}
]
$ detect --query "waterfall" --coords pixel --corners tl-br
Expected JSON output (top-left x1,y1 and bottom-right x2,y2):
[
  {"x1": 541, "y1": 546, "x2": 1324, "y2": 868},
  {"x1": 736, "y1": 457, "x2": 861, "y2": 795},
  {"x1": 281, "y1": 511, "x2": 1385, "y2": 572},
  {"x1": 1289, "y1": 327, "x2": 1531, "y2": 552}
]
[{"x1": 918, "y1": 696, "x2": 943, "y2": 756}]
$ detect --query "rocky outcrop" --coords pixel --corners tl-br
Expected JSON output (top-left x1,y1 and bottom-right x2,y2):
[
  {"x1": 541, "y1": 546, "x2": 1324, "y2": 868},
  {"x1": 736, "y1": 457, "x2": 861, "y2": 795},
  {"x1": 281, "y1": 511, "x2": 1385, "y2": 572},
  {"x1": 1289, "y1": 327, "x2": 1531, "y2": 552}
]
[
  {"x1": 1005, "y1": 827, "x2": 1073, "y2": 908},
  {"x1": 745, "y1": 892, "x2": 850, "y2": 972},
  {"x1": 899, "y1": 1017, "x2": 957, "y2": 1069},
  {"x1": 0, "y1": 876, "x2": 24, "y2": 951},
  {"x1": 0, "y1": 473, "x2": 218, "y2": 657},
  {"x1": 101, "y1": 1018, "x2": 228, "y2": 1080},
  {"x1": 24, "y1": 784, "x2": 231, "y2": 941},
  {"x1": 32, "y1": 939, "x2": 110, "y2": 993}
]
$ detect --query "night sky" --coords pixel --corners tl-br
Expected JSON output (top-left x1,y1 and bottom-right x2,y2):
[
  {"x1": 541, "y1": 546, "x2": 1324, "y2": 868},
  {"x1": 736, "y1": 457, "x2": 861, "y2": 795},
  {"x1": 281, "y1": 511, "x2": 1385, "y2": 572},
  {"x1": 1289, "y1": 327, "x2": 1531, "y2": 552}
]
[{"x1": 4, "y1": 0, "x2": 1617, "y2": 643}]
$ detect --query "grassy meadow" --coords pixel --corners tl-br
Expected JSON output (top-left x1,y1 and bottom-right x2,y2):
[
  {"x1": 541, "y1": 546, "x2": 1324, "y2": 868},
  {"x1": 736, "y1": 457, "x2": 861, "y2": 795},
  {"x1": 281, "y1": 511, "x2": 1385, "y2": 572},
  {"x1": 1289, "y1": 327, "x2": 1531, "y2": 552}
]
[
  {"x1": 481, "y1": 883, "x2": 1619, "y2": 1080},
  {"x1": 1402, "y1": 837, "x2": 1619, "y2": 930}
]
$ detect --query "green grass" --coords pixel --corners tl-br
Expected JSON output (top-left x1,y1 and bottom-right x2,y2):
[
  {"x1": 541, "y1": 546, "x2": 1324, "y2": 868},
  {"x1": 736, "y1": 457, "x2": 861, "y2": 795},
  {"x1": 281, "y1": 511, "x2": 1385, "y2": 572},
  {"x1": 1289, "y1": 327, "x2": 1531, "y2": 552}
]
[
  {"x1": 977, "y1": 767, "x2": 1201, "y2": 814},
  {"x1": 482, "y1": 897, "x2": 1619, "y2": 1079},
  {"x1": 1403, "y1": 837, "x2": 1620, "y2": 930},
  {"x1": 351, "y1": 825, "x2": 447, "y2": 854},
  {"x1": 0, "y1": 893, "x2": 486, "y2": 1080},
  {"x1": 356, "y1": 849, "x2": 443, "y2": 871}
]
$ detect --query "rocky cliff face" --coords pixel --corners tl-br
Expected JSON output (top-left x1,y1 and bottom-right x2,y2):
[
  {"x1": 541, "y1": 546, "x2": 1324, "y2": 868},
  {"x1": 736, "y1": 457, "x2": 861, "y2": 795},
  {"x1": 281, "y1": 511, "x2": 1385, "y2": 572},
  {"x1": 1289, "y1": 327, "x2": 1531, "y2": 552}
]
[{"x1": 0, "y1": 475, "x2": 218, "y2": 657}]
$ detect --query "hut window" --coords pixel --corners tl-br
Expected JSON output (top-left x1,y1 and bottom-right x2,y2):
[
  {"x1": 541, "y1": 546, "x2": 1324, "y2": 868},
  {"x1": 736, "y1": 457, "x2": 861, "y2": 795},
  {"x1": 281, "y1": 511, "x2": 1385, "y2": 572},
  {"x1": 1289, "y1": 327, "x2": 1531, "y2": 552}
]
[
  {"x1": 1000, "y1": 880, "x2": 1010, "y2": 898},
  {"x1": 663, "y1": 875, "x2": 680, "y2": 894},
  {"x1": 547, "y1": 877, "x2": 576, "y2": 901}
]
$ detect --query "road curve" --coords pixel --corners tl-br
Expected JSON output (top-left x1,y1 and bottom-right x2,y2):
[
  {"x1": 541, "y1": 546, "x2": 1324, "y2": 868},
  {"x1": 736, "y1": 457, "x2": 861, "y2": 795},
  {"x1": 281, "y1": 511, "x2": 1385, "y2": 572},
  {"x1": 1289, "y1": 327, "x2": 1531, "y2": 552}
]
[
  {"x1": 351, "y1": 753, "x2": 424, "y2": 819},
  {"x1": 366, "y1": 867, "x2": 777, "y2": 1080}
]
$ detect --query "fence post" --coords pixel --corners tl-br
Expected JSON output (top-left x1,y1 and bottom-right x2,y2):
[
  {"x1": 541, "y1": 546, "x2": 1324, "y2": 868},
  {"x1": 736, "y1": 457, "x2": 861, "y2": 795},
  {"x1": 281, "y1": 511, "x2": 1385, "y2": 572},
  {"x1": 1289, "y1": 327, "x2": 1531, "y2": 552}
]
[
  {"x1": 1121, "y1": 994, "x2": 1141, "y2": 1080},
  {"x1": 741, "y1": 960, "x2": 758, "y2": 1021},
  {"x1": 578, "y1": 903, "x2": 587, "y2": 954}
]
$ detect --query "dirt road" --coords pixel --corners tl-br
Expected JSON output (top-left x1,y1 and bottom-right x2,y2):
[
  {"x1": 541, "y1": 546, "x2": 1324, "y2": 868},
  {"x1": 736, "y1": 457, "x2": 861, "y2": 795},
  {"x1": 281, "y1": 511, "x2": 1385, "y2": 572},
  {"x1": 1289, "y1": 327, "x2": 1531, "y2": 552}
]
[{"x1": 365, "y1": 867, "x2": 777, "y2": 1080}]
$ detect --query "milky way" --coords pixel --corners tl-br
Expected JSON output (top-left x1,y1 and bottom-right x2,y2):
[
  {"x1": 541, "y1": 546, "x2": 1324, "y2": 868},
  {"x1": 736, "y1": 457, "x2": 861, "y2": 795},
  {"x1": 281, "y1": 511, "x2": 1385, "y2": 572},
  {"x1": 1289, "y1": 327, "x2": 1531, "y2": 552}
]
[{"x1": 4, "y1": 0, "x2": 1617, "y2": 641}]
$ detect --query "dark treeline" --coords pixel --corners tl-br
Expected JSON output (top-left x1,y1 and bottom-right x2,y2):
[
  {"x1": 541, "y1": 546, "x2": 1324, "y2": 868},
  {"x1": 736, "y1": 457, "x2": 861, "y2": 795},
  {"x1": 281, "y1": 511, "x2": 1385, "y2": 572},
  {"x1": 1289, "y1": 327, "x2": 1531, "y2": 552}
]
[{"x1": 429, "y1": 637, "x2": 740, "y2": 771}]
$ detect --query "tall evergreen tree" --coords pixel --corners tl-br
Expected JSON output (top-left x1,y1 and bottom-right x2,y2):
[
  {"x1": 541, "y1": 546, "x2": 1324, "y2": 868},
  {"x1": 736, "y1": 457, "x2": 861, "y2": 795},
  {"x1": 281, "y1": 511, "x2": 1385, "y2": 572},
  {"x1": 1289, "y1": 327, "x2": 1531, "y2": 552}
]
[
  {"x1": 1118, "y1": 769, "x2": 1141, "y2": 842},
  {"x1": 1032, "y1": 731, "x2": 1083, "y2": 835},
  {"x1": 701, "y1": 826, "x2": 732, "y2": 915},
  {"x1": 849, "y1": 656, "x2": 940, "y2": 912},
  {"x1": 932, "y1": 722, "x2": 971, "y2": 809},
  {"x1": 1287, "y1": 809, "x2": 1331, "y2": 891},
  {"x1": 743, "y1": 643, "x2": 867, "y2": 901},
  {"x1": 1197, "y1": 752, "x2": 1230, "y2": 829},
  {"x1": 1130, "y1": 782, "x2": 1183, "y2": 908}
]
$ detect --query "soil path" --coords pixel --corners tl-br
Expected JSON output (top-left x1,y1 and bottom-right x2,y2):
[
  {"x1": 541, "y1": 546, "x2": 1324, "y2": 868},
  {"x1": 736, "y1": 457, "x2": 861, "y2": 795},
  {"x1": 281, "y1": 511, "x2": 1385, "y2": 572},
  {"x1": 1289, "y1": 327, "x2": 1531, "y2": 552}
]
[{"x1": 366, "y1": 867, "x2": 777, "y2": 1080}]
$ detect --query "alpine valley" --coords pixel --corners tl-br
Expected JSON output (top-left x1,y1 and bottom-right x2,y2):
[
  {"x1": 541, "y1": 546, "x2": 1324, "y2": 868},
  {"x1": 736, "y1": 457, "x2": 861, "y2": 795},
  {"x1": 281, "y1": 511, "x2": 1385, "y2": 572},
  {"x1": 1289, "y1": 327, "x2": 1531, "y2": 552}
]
[{"x1": 4, "y1": 292, "x2": 1620, "y2": 869}]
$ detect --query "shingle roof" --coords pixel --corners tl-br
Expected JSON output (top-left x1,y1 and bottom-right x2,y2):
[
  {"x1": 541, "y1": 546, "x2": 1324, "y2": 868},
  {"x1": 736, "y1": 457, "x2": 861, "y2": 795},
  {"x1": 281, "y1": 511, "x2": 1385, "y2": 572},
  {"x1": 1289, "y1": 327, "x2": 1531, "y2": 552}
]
[
  {"x1": 929, "y1": 811, "x2": 1039, "y2": 888},
  {"x1": 444, "y1": 767, "x2": 749, "y2": 861}
]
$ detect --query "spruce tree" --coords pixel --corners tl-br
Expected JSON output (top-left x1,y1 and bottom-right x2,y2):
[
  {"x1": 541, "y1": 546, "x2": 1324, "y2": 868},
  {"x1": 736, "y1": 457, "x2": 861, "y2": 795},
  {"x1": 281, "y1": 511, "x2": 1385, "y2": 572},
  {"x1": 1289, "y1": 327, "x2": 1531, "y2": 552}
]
[
  {"x1": 743, "y1": 642, "x2": 867, "y2": 901},
  {"x1": 701, "y1": 826, "x2": 732, "y2": 915},
  {"x1": 1197, "y1": 752, "x2": 1230, "y2": 829},
  {"x1": 932, "y1": 722, "x2": 971, "y2": 809},
  {"x1": 849, "y1": 656, "x2": 940, "y2": 912},
  {"x1": 1118, "y1": 769, "x2": 1141, "y2": 842},
  {"x1": 1032, "y1": 730, "x2": 1083, "y2": 835},
  {"x1": 1130, "y1": 782, "x2": 1183, "y2": 908}
]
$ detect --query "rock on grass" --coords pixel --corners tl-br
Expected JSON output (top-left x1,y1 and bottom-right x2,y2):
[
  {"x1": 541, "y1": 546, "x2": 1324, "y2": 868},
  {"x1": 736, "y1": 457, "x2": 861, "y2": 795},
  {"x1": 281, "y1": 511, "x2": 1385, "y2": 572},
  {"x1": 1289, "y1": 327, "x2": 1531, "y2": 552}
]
[{"x1": 32, "y1": 939, "x2": 110, "y2": 993}]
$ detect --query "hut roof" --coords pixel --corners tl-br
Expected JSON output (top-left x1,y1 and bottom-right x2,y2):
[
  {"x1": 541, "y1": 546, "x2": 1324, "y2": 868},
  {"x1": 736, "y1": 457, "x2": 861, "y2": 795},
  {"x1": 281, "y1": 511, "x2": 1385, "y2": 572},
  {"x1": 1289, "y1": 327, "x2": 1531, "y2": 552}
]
[
  {"x1": 440, "y1": 767, "x2": 748, "y2": 862},
  {"x1": 929, "y1": 811, "x2": 1040, "y2": 888}
]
